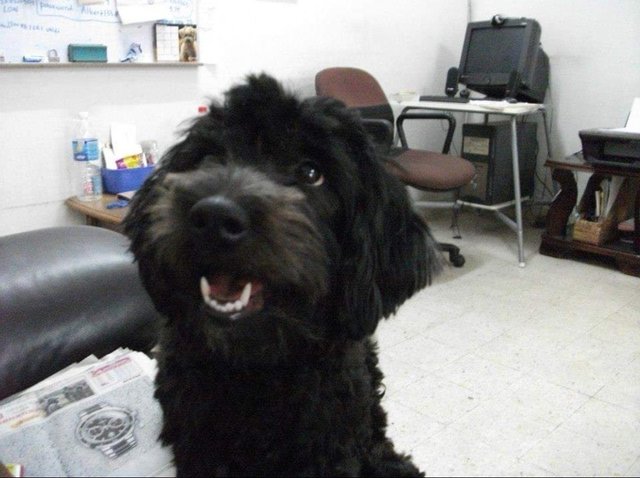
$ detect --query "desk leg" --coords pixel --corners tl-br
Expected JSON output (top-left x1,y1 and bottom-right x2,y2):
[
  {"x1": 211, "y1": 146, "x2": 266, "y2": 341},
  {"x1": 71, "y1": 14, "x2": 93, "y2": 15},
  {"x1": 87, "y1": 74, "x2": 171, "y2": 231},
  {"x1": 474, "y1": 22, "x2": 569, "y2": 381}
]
[
  {"x1": 634, "y1": 185, "x2": 640, "y2": 254},
  {"x1": 541, "y1": 110, "x2": 553, "y2": 160},
  {"x1": 510, "y1": 116, "x2": 525, "y2": 267}
]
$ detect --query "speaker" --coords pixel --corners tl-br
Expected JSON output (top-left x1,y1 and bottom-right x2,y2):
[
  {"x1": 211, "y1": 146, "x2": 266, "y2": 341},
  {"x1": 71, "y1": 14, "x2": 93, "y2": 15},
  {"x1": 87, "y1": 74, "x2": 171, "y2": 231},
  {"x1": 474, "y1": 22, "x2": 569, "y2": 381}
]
[
  {"x1": 445, "y1": 67, "x2": 459, "y2": 97},
  {"x1": 461, "y1": 121, "x2": 538, "y2": 205}
]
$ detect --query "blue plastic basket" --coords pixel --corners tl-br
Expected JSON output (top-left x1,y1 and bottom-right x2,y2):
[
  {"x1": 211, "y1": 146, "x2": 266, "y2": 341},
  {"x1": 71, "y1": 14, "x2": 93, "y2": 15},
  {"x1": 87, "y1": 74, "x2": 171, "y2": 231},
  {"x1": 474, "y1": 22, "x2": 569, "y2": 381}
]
[{"x1": 102, "y1": 166, "x2": 154, "y2": 194}]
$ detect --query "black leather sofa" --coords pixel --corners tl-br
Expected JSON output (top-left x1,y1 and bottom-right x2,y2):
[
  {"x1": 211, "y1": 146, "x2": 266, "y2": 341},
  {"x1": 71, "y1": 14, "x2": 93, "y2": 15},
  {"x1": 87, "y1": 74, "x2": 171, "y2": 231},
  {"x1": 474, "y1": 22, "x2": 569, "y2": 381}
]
[{"x1": 0, "y1": 226, "x2": 160, "y2": 402}]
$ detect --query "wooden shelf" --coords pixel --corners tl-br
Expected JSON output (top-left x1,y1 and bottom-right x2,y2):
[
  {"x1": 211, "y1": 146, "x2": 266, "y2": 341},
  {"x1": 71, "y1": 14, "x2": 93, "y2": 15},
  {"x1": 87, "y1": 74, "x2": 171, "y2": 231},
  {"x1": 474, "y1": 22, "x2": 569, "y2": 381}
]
[
  {"x1": 540, "y1": 233, "x2": 640, "y2": 276},
  {"x1": 0, "y1": 62, "x2": 202, "y2": 69},
  {"x1": 540, "y1": 154, "x2": 640, "y2": 277}
]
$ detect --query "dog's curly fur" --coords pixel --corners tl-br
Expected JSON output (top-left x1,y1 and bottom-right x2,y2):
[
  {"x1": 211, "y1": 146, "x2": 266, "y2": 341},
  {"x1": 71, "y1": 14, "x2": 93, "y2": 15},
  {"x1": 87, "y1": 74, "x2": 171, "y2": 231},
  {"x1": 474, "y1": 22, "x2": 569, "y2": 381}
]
[{"x1": 124, "y1": 74, "x2": 441, "y2": 477}]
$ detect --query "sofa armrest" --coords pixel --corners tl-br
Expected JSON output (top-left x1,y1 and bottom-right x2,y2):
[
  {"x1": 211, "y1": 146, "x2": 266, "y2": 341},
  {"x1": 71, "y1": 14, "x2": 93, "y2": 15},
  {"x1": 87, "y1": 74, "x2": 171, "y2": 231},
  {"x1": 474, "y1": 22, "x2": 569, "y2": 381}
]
[{"x1": 0, "y1": 226, "x2": 160, "y2": 401}]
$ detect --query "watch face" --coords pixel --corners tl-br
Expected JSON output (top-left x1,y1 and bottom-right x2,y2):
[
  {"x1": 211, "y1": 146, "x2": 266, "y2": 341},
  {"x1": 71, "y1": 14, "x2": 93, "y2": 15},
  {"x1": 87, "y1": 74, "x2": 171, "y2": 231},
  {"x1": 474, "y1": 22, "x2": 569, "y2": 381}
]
[{"x1": 76, "y1": 406, "x2": 135, "y2": 448}]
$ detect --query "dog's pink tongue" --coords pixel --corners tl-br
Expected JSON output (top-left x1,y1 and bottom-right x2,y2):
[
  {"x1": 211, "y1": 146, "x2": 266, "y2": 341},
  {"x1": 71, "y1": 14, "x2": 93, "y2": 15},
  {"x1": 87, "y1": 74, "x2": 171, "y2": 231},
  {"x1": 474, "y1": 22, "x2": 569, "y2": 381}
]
[
  {"x1": 208, "y1": 275, "x2": 244, "y2": 301},
  {"x1": 207, "y1": 275, "x2": 263, "y2": 302}
]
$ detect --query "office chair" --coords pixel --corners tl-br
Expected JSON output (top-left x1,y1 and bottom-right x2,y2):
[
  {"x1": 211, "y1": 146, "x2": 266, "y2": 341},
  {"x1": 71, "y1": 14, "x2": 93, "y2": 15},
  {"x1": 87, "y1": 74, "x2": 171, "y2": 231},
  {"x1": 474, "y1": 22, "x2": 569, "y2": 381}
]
[{"x1": 315, "y1": 67, "x2": 476, "y2": 267}]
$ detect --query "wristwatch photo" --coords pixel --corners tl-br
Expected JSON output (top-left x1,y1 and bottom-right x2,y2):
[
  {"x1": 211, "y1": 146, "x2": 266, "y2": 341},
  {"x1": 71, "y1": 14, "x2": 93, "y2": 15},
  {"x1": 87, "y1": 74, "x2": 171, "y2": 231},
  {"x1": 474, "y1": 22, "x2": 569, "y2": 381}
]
[{"x1": 76, "y1": 403, "x2": 137, "y2": 459}]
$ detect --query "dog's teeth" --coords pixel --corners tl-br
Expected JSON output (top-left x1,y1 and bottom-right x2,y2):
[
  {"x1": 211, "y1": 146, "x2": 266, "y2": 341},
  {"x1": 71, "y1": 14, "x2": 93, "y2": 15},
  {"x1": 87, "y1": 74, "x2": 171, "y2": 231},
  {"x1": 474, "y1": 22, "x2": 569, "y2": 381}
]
[
  {"x1": 206, "y1": 297, "x2": 244, "y2": 314},
  {"x1": 200, "y1": 277, "x2": 210, "y2": 302},
  {"x1": 240, "y1": 282, "x2": 252, "y2": 306},
  {"x1": 233, "y1": 299, "x2": 245, "y2": 311},
  {"x1": 202, "y1": 281, "x2": 252, "y2": 317},
  {"x1": 209, "y1": 300, "x2": 222, "y2": 312}
]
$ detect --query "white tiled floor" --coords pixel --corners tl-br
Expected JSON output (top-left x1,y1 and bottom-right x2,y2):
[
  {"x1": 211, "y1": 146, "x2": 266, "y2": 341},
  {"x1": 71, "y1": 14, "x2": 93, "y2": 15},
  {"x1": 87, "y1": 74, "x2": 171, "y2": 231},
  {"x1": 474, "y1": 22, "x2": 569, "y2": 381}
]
[{"x1": 377, "y1": 207, "x2": 640, "y2": 477}]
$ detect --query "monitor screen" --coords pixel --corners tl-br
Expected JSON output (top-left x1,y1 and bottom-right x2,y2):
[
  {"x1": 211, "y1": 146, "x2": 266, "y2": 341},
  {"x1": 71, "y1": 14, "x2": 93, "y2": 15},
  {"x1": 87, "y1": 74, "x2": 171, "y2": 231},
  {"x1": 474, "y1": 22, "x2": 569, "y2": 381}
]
[{"x1": 464, "y1": 27, "x2": 526, "y2": 75}]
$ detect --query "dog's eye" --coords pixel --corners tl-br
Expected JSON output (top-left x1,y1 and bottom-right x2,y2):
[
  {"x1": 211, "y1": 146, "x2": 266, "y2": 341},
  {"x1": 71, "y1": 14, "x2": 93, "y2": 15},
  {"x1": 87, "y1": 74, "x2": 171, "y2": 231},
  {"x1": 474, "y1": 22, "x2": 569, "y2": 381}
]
[{"x1": 297, "y1": 162, "x2": 324, "y2": 187}]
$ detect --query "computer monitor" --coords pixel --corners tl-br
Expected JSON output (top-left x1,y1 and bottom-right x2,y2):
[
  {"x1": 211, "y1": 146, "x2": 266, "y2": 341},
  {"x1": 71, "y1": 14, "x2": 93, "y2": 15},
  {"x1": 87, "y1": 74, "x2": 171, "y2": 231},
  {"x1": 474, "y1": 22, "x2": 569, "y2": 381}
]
[{"x1": 458, "y1": 16, "x2": 549, "y2": 103}]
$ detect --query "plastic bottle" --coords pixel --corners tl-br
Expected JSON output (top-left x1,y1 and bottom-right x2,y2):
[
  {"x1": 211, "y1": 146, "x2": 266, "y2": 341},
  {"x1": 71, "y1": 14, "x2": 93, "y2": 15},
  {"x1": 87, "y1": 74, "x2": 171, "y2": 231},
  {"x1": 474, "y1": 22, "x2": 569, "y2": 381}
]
[
  {"x1": 140, "y1": 139, "x2": 158, "y2": 165},
  {"x1": 72, "y1": 112, "x2": 102, "y2": 201}
]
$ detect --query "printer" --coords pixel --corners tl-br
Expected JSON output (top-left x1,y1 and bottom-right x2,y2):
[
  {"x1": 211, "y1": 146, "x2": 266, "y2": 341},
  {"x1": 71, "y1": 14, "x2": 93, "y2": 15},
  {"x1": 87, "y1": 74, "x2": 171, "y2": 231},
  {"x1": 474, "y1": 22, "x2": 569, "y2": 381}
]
[{"x1": 579, "y1": 128, "x2": 640, "y2": 170}]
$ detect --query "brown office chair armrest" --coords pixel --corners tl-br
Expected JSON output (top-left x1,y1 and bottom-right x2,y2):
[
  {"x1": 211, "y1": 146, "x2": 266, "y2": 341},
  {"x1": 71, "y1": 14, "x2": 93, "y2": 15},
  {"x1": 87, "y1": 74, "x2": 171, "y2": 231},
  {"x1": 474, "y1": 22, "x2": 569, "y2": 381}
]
[
  {"x1": 360, "y1": 118, "x2": 394, "y2": 153},
  {"x1": 396, "y1": 110, "x2": 456, "y2": 154}
]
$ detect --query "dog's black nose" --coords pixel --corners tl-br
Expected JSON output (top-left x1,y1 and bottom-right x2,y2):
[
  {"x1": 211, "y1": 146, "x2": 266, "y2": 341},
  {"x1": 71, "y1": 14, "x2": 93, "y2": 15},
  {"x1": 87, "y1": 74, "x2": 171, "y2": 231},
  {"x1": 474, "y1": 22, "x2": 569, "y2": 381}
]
[{"x1": 190, "y1": 196, "x2": 249, "y2": 244}]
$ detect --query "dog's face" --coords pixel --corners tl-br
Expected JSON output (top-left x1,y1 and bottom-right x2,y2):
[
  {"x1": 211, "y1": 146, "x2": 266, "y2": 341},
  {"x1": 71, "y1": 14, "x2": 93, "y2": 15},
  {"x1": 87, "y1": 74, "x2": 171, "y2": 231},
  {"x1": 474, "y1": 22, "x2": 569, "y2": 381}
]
[
  {"x1": 124, "y1": 74, "x2": 440, "y2": 363},
  {"x1": 178, "y1": 26, "x2": 196, "y2": 43}
]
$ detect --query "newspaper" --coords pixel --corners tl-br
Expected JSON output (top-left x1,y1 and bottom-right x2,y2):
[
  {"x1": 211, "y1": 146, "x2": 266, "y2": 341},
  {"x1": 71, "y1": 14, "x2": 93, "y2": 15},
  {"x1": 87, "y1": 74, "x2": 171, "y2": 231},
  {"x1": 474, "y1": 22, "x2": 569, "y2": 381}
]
[{"x1": 0, "y1": 349, "x2": 175, "y2": 477}]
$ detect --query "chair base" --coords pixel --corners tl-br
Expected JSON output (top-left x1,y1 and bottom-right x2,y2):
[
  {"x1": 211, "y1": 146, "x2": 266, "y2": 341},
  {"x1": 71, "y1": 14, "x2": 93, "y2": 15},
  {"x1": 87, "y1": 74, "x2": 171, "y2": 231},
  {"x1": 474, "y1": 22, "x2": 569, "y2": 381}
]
[{"x1": 438, "y1": 242, "x2": 465, "y2": 267}]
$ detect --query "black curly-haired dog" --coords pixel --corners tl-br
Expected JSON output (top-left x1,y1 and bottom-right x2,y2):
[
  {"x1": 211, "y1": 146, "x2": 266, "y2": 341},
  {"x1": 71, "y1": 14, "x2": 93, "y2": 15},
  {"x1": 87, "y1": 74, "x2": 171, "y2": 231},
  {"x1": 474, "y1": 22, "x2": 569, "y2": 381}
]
[{"x1": 124, "y1": 73, "x2": 441, "y2": 477}]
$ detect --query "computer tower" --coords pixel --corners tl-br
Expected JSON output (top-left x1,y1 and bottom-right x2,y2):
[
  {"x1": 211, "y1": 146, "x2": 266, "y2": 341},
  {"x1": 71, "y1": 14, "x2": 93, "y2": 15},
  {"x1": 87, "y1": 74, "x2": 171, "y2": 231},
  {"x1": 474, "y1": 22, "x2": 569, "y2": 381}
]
[{"x1": 461, "y1": 121, "x2": 538, "y2": 205}]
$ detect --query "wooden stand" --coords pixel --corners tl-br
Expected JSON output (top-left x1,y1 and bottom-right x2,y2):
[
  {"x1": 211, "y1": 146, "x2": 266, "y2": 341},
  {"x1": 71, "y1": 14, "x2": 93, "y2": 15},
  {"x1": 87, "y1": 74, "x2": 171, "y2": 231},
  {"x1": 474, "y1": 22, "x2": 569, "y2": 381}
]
[
  {"x1": 540, "y1": 154, "x2": 640, "y2": 277},
  {"x1": 65, "y1": 194, "x2": 127, "y2": 231}
]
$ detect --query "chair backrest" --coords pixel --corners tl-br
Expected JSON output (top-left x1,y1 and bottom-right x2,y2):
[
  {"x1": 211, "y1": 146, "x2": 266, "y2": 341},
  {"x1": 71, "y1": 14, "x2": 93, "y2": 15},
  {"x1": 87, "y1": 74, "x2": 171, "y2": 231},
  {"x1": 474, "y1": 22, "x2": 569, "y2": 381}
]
[{"x1": 315, "y1": 67, "x2": 395, "y2": 126}]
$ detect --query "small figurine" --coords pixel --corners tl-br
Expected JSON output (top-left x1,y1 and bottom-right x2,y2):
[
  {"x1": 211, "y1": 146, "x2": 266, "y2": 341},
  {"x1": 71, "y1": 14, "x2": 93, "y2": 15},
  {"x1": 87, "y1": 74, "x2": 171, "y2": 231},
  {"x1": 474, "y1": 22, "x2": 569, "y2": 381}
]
[
  {"x1": 47, "y1": 49, "x2": 60, "y2": 63},
  {"x1": 178, "y1": 25, "x2": 197, "y2": 62},
  {"x1": 121, "y1": 43, "x2": 142, "y2": 63}
]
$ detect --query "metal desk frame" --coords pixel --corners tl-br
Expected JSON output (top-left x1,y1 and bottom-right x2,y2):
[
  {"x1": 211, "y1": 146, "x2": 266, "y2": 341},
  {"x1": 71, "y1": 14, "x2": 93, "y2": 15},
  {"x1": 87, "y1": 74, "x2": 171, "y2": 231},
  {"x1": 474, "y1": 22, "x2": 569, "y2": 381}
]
[{"x1": 400, "y1": 100, "x2": 552, "y2": 267}]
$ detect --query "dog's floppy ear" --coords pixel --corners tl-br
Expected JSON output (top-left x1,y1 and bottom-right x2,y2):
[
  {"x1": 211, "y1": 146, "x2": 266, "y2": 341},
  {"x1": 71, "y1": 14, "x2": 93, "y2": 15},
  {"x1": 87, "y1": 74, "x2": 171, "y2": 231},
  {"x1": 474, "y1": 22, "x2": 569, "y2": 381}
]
[
  {"x1": 373, "y1": 171, "x2": 442, "y2": 318},
  {"x1": 331, "y1": 107, "x2": 442, "y2": 340}
]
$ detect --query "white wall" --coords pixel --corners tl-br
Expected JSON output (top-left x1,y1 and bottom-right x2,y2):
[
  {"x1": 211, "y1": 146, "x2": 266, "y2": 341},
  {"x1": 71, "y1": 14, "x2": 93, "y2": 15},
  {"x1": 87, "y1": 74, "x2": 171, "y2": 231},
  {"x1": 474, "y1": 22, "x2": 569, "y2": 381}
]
[
  {"x1": 2, "y1": 0, "x2": 639, "y2": 236},
  {"x1": 0, "y1": 67, "x2": 204, "y2": 235},
  {"x1": 204, "y1": 0, "x2": 468, "y2": 98},
  {"x1": 0, "y1": 0, "x2": 467, "y2": 236}
]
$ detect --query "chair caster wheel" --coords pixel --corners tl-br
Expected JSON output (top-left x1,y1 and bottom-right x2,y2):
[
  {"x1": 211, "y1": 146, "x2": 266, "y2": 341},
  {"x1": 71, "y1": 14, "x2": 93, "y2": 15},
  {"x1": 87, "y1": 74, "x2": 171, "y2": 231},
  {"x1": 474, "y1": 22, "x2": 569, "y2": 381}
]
[{"x1": 450, "y1": 253, "x2": 465, "y2": 267}]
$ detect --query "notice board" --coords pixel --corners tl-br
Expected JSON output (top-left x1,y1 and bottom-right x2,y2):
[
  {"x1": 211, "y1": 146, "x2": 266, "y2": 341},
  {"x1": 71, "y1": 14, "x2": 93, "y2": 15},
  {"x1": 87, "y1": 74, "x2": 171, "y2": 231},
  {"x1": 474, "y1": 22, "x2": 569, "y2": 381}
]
[{"x1": 0, "y1": 0, "x2": 197, "y2": 63}]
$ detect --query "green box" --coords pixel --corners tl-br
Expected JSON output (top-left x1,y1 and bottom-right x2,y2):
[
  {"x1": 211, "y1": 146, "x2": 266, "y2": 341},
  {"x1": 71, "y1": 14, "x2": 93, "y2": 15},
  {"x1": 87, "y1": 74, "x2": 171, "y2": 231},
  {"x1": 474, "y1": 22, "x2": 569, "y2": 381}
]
[{"x1": 68, "y1": 44, "x2": 107, "y2": 62}]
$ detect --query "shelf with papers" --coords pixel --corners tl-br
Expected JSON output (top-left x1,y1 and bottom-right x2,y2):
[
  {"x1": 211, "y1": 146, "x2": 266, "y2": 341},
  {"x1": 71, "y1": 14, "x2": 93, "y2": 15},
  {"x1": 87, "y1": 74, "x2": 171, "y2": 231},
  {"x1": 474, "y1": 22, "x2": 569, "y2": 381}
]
[
  {"x1": 0, "y1": 62, "x2": 202, "y2": 69},
  {"x1": 540, "y1": 153, "x2": 640, "y2": 276}
]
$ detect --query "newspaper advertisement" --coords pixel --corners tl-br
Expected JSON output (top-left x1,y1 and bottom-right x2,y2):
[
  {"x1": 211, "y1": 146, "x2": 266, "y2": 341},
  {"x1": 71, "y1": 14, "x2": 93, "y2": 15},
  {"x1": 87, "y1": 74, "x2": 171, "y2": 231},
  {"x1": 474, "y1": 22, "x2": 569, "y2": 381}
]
[{"x1": 0, "y1": 349, "x2": 174, "y2": 477}]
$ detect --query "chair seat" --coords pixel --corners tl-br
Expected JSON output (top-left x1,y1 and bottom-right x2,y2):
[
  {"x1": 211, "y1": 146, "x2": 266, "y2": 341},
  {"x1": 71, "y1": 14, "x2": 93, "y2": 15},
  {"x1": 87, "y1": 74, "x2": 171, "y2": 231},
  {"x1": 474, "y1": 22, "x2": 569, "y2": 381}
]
[{"x1": 386, "y1": 148, "x2": 476, "y2": 191}]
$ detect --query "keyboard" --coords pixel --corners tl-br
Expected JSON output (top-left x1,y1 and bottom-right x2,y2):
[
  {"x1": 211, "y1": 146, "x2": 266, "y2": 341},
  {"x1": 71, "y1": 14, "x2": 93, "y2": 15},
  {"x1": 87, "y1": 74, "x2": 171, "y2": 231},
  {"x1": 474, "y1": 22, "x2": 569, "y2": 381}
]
[{"x1": 419, "y1": 95, "x2": 470, "y2": 103}]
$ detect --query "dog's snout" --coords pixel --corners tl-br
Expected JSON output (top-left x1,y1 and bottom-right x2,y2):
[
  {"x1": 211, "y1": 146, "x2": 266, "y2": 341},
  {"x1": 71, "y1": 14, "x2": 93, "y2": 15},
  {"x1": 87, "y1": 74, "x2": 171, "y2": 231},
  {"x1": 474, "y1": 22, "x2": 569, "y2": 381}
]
[{"x1": 190, "y1": 196, "x2": 249, "y2": 244}]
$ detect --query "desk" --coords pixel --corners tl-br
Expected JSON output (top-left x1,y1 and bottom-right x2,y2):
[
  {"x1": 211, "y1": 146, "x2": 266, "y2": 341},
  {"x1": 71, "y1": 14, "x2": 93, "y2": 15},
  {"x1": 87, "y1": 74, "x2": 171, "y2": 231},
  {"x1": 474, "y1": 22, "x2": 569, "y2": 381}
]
[
  {"x1": 399, "y1": 99, "x2": 551, "y2": 266},
  {"x1": 540, "y1": 154, "x2": 640, "y2": 276},
  {"x1": 65, "y1": 194, "x2": 128, "y2": 229}
]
